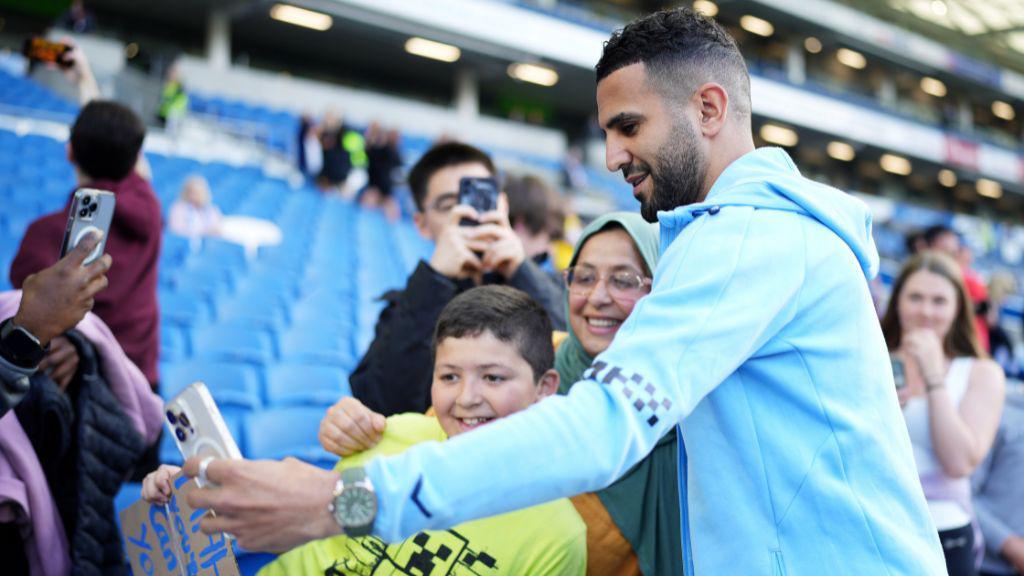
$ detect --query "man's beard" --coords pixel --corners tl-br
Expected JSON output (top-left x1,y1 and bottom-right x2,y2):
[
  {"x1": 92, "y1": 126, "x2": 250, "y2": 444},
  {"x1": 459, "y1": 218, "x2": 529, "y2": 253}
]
[{"x1": 631, "y1": 121, "x2": 707, "y2": 223}]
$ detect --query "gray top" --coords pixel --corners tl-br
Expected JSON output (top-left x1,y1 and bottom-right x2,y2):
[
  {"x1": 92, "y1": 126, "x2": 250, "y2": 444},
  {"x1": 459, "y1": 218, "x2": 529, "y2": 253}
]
[{"x1": 972, "y1": 390, "x2": 1024, "y2": 575}]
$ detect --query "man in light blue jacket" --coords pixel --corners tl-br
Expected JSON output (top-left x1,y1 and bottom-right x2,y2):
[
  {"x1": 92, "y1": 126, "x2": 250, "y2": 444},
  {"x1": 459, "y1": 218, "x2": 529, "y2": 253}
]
[{"x1": 186, "y1": 8, "x2": 947, "y2": 575}]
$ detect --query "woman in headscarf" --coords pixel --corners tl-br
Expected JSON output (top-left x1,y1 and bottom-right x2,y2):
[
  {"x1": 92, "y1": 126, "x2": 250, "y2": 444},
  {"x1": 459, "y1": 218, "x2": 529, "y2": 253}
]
[{"x1": 557, "y1": 212, "x2": 682, "y2": 576}]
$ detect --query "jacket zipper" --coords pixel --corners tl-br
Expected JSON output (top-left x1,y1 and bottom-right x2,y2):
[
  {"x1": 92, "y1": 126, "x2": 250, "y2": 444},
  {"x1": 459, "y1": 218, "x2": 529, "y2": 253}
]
[{"x1": 676, "y1": 425, "x2": 695, "y2": 576}]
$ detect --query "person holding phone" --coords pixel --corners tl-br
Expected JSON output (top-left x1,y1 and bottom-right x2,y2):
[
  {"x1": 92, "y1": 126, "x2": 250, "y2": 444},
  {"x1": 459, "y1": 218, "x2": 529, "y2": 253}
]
[
  {"x1": 348, "y1": 142, "x2": 565, "y2": 417},
  {"x1": 883, "y1": 252, "x2": 1005, "y2": 576}
]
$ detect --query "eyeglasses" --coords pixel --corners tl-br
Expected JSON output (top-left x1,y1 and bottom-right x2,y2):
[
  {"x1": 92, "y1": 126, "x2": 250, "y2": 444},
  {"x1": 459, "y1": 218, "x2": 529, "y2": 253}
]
[{"x1": 564, "y1": 266, "x2": 652, "y2": 301}]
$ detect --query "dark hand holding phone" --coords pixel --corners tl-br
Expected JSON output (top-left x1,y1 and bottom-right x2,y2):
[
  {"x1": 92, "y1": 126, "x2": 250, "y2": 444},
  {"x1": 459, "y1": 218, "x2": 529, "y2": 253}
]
[
  {"x1": 457, "y1": 177, "x2": 499, "y2": 227},
  {"x1": 23, "y1": 37, "x2": 73, "y2": 69}
]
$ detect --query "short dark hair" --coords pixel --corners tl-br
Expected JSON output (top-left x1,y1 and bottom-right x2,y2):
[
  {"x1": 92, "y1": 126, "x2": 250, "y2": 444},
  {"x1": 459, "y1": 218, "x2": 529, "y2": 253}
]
[
  {"x1": 922, "y1": 224, "x2": 957, "y2": 247},
  {"x1": 505, "y1": 175, "x2": 563, "y2": 236},
  {"x1": 595, "y1": 8, "x2": 751, "y2": 120},
  {"x1": 433, "y1": 285, "x2": 554, "y2": 381},
  {"x1": 70, "y1": 100, "x2": 146, "y2": 181},
  {"x1": 407, "y1": 142, "x2": 496, "y2": 211}
]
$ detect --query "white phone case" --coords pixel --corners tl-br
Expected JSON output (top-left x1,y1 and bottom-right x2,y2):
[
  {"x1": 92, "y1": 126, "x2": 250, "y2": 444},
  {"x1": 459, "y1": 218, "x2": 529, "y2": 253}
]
[
  {"x1": 164, "y1": 382, "x2": 242, "y2": 487},
  {"x1": 60, "y1": 188, "x2": 115, "y2": 265}
]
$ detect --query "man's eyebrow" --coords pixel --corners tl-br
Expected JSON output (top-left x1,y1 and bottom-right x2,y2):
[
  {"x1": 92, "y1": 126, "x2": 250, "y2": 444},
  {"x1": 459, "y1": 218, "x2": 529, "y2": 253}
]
[{"x1": 604, "y1": 112, "x2": 644, "y2": 131}]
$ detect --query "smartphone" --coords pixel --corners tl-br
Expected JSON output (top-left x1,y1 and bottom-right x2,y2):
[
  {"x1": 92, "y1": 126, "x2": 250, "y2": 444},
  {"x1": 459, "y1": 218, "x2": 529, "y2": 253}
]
[
  {"x1": 457, "y1": 176, "x2": 499, "y2": 226},
  {"x1": 22, "y1": 37, "x2": 73, "y2": 69},
  {"x1": 164, "y1": 383, "x2": 242, "y2": 487},
  {"x1": 60, "y1": 189, "x2": 115, "y2": 266},
  {"x1": 891, "y1": 356, "x2": 906, "y2": 390}
]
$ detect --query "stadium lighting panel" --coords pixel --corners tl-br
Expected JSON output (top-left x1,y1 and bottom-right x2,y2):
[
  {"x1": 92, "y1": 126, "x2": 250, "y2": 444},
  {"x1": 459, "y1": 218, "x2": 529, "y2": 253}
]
[
  {"x1": 977, "y1": 178, "x2": 1003, "y2": 199},
  {"x1": 920, "y1": 77, "x2": 947, "y2": 97},
  {"x1": 270, "y1": 4, "x2": 332, "y2": 31},
  {"x1": 826, "y1": 141, "x2": 855, "y2": 162},
  {"x1": 880, "y1": 154, "x2": 912, "y2": 176},
  {"x1": 740, "y1": 15, "x2": 774, "y2": 37},
  {"x1": 992, "y1": 100, "x2": 1016, "y2": 121},
  {"x1": 938, "y1": 169, "x2": 957, "y2": 187},
  {"x1": 759, "y1": 124, "x2": 798, "y2": 147},
  {"x1": 692, "y1": 1, "x2": 719, "y2": 17},
  {"x1": 837, "y1": 48, "x2": 867, "y2": 70},
  {"x1": 804, "y1": 37, "x2": 823, "y2": 54},
  {"x1": 508, "y1": 63, "x2": 559, "y2": 87},
  {"x1": 405, "y1": 37, "x2": 461, "y2": 63}
]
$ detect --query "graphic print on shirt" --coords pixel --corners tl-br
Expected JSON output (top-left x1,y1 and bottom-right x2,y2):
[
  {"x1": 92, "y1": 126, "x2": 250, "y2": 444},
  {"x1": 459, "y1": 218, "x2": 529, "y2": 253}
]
[
  {"x1": 583, "y1": 360, "x2": 672, "y2": 427},
  {"x1": 322, "y1": 529, "x2": 498, "y2": 576}
]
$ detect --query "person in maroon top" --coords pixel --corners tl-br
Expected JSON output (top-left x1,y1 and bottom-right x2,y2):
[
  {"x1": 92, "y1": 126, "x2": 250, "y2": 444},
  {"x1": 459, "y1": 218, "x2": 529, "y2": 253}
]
[{"x1": 10, "y1": 100, "x2": 162, "y2": 387}]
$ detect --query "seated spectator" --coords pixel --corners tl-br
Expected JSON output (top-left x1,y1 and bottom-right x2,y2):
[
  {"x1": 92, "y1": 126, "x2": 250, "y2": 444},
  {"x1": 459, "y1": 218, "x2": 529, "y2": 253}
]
[
  {"x1": 168, "y1": 175, "x2": 223, "y2": 238},
  {"x1": 361, "y1": 122, "x2": 402, "y2": 221},
  {"x1": 972, "y1": 391, "x2": 1024, "y2": 576},
  {"x1": 883, "y1": 252, "x2": 1005, "y2": 576},
  {"x1": 348, "y1": 142, "x2": 565, "y2": 416},
  {"x1": 0, "y1": 234, "x2": 163, "y2": 575},
  {"x1": 144, "y1": 286, "x2": 586, "y2": 575},
  {"x1": 554, "y1": 212, "x2": 681, "y2": 576},
  {"x1": 505, "y1": 174, "x2": 565, "y2": 275},
  {"x1": 10, "y1": 100, "x2": 163, "y2": 390}
]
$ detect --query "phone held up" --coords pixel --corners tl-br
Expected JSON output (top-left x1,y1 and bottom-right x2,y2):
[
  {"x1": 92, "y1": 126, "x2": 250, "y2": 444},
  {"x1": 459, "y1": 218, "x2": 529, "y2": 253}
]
[
  {"x1": 457, "y1": 176, "x2": 499, "y2": 227},
  {"x1": 60, "y1": 189, "x2": 115, "y2": 266},
  {"x1": 23, "y1": 37, "x2": 73, "y2": 69},
  {"x1": 164, "y1": 382, "x2": 243, "y2": 488}
]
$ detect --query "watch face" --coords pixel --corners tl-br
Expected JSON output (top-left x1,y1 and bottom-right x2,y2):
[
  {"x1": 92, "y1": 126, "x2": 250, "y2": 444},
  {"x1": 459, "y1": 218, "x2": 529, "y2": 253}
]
[{"x1": 336, "y1": 487, "x2": 376, "y2": 527}]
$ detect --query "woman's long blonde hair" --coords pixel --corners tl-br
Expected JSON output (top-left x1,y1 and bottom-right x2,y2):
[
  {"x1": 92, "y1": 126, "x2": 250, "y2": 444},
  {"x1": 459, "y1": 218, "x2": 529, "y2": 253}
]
[{"x1": 880, "y1": 251, "x2": 985, "y2": 358}]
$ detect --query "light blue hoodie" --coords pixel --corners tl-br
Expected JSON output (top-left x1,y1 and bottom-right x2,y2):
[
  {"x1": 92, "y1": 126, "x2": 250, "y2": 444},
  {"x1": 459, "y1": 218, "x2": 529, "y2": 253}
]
[{"x1": 365, "y1": 148, "x2": 946, "y2": 575}]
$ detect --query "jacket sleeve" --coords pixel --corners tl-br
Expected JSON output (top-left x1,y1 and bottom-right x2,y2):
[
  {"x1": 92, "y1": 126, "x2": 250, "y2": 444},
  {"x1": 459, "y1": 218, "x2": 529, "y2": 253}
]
[
  {"x1": 0, "y1": 352, "x2": 35, "y2": 418},
  {"x1": 365, "y1": 207, "x2": 806, "y2": 541},
  {"x1": 506, "y1": 259, "x2": 566, "y2": 331},
  {"x1": 114, "y1": 188, "x2": 162, "y2": 240},
  {"x1": 349, "y1": 261, "x2": 459, "y2": 416}
]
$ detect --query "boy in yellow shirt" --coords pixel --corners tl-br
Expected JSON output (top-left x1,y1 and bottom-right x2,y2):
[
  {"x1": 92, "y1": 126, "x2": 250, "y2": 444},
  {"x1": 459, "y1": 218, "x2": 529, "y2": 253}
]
[{"x1": 143, "y1": 285, "x2": 586, "y2": 575}]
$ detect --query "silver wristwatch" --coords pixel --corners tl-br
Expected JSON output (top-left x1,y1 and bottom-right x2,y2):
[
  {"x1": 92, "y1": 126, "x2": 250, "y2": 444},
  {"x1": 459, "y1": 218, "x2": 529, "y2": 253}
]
[{"x1": 328, "y1": 467, "x2": 377, "y2": 537}]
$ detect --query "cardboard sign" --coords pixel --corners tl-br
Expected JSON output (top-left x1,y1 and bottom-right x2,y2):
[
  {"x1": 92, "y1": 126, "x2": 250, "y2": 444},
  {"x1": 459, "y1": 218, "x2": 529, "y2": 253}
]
[{"x1": 119, "y1": 473, "x2": 240, "y2": 576}]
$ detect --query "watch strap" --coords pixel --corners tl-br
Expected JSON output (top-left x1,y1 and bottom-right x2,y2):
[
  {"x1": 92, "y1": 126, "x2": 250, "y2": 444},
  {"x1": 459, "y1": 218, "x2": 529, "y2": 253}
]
[{"x1": 0, "y1": 318, "x2": 47, "y2": 368}]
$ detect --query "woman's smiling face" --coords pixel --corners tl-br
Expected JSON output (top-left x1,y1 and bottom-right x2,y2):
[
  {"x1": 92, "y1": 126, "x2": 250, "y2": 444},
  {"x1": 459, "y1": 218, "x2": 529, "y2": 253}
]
[{"x1": 567, "y1": 228, "x2": 650, "y2": 357}]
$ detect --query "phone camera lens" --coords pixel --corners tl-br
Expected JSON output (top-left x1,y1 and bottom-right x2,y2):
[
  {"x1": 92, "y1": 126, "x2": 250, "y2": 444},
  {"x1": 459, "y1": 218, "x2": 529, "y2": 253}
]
[
  {"x1": 89, "y1": 203, "x2": 97, "y2": 212},
  {"x1": 82, "y1": 195, "x2": 91, "y2": 205},
  {"x1": 78, "y1": 208, "x2": 89, "y2": 217},
  {"x1": 175, "y1": 427, "x2": 187, "y2": 442},
  {"x1": 166, "y1": 410, "x2": 177, "y2": 424},
  {"x1": 178, "y1": 413, "x2": 191, "y2": 428}
]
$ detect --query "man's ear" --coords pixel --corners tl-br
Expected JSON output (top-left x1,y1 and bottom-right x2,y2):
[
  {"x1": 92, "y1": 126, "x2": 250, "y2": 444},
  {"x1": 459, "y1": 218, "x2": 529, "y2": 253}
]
[
  {"x1": 66, "y1": 142, "x2": 75, "y2": 164},
  {"x1": 535, "y1": 369, "x2": 560, "y2": 401},
  {"x1": 692, "y1": 82, "x2": 729, "y2": 138},
  {"x1": 413, "y1": 211, "x2": 430, "y2": 239}
]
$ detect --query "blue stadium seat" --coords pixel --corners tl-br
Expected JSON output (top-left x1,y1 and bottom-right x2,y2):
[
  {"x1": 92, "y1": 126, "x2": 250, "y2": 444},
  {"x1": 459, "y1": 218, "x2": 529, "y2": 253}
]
[
  {"x1": 161, "y1": 360, "x2": 262, "y2": 411},
  {"x1": 192, "y1": 323, "x2": 277, "y2": 365},
  {"x1": 160, "y1": 324, "x2": 190, "y2": 362},
  {"x1": 279, "y1": 330, "x2": 354, "y2": 369},
  {"x1": 160, "y1": 290, "x2": 214, "y2": 328},
  {"x1": 199, "y1": 237, "x2": 248, "y2": 271},
  {"x1": 265, "y1": 363, "x2": 351, "y2": 407},
  {"x1": 242, "y1": 407, "x2": 335, "y2": 467}
]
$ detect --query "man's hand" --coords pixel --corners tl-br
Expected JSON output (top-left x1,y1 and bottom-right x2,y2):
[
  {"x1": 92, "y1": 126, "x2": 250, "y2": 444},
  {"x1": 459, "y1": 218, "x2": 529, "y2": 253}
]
[
  {"x1": 13, "y1": 232, "x2": 111, "y2": 347},
  {"x1": 1003, "y1": 535, "x2": 1024, "y2": 572},
  {"x1": 182, "y1": 457, "x2": 342, "y2": 553},
  {"x1": 476, "y1": 210, "x2": 526, "y2": 279},
  {"x1": 39, "y1": 336, "x2": 79, "y2": 391},
  {"x1": 319, "y1": 397, "x2": 386, "y2": 457},
  {"x1": 59, "y1": 40, "x2": 101, "y2": 104},
  {"x1": 428, "y1": 205, "x2": 490, "y2": 279}
]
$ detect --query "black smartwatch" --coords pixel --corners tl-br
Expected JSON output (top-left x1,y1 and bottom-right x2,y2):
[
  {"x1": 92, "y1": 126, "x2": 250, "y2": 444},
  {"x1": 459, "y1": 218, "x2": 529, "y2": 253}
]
[{"x1": 0, "y1": 318, "x2": 48, "y2": 368}]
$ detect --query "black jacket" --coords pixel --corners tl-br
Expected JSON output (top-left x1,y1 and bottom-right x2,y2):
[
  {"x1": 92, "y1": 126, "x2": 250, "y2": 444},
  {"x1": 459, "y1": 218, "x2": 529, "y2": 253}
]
[
  {"x1": 350, "y1": 259, "x2": 565, "y2": 415},
  {"x1": 13, "y1": 330, "x2": 146, "y2": 575}
]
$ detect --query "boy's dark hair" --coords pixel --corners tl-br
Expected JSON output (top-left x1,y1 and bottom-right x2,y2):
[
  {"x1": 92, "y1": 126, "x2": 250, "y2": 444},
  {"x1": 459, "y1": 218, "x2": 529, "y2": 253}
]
[
  {"x1": 922, "y1": 224, "x2": 957, "y2": 247},
  {"x1": 433, "y1": 285, "x2": 554, "y2": 381},
  {"x1": 70, "y1": 100, "x2": 146, "y2": 181},
  {"x1": 595, "y1": 8, "x2": 751, "y2": 120},
  {"x1": 506, "y1": 175, "x2": 563, "y2": 236},
  {"x1": 408, "y1": 142, "x2": 496, "y2": 211}
]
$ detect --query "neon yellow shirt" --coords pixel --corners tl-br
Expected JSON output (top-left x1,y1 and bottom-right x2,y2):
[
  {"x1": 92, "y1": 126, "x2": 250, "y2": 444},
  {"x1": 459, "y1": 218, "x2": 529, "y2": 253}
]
[{"x1": 259, "y1": 413, "x2": 587, "y2": 576}]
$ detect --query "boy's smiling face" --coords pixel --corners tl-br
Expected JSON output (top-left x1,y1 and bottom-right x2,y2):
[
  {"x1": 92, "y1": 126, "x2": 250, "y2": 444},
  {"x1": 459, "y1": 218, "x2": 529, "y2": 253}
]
[{"x1": 432, "y1": 330, "x2": 558, "y2": 438}]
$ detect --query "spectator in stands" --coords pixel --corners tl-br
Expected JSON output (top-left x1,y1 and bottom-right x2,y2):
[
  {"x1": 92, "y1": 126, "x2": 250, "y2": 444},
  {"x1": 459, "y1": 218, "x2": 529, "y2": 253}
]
[
  {"x1": 149, "y1": 286, "x2": 587, "y2": 574},
  {"x1": 319, "y1": 109, "x2": 367, "y2": 197},
  {"x1": 348, "y1": 142, "x2": 565, "y2": 416},
  {"x1": 505, "y1": 174, "x2": 564, "y2": 275},
  {"x1": 920, "y1": 225, "x2": 991, "y2": 352},
  {"x1": 11, "y1": 101, "x2": 163, "y2": 391},
  {"x1": 0, "y1": 233, "x2": 110, "y2": 418},
  {"x1": 556, "y1": 212, "x2": 682, "y2": 576},
  {"x1": 297, "y1": 113, "x2": 323, "y2": 182},
  {"x1": 56, "y1": 0, "x2": 95, "y2": 33},
  {"x1": 883, "y1": 252, "x2": 1006, "y2": 576},
  {"x1": 972, "y1": 391, "x2": 1024, "y2": 576},
  {"x1": 987, "y1": 272, "x2": 1018, "y2": 377},
  {"x1": 361, "y1": 122, "x2": 402, "y2": 221},
  {"x1": 156, "y1": 60, "x2": 188, "y2": 131},
  {"x1": 563, "y1": 145, "x2": 589, "y2": 191},
  {"x1": 168, "y1": 175, "x2": 223, "y2": 238}
]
